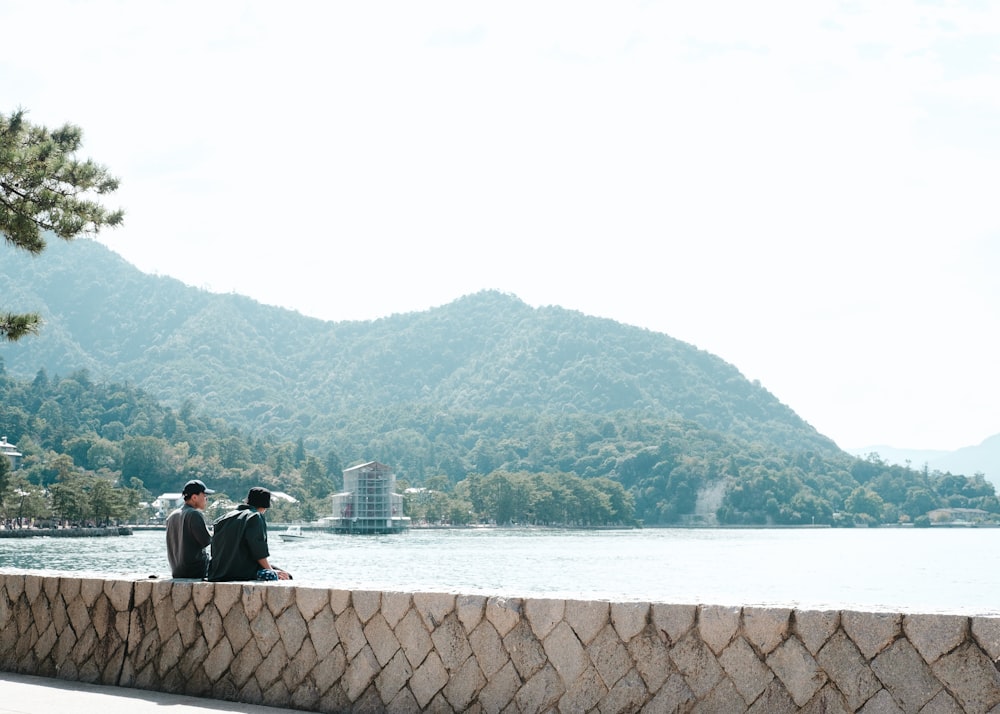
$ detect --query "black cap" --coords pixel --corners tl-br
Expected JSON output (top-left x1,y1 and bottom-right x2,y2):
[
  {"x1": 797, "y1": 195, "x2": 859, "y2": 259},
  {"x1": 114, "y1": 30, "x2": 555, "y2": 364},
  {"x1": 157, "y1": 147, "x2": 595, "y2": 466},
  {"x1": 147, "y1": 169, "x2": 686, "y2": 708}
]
[
  {"x1": 182, "y1": 479, "x2": 215, "y2": 498},
  {"x1": 247, "y1": 487, "x2": 272, "y2": 509}
]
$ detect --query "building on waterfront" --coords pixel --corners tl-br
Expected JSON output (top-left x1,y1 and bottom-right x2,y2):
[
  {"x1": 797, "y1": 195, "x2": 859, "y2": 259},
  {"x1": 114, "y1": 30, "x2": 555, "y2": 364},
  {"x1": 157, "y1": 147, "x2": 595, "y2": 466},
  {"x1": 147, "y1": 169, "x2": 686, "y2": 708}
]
[
  {"x1": 1, "y1": 437, "x2": 22, "y2": 471},
  {"x1": 328, "y1": 461, "x2": 410, "y2": 534}
]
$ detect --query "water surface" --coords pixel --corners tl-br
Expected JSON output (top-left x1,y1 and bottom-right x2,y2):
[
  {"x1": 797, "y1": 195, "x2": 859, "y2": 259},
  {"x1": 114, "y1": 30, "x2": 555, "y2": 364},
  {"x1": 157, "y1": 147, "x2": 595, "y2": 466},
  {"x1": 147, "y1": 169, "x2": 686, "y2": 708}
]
[{"x1": 1, "y1": 527, "x2": 997, "y2": 615}]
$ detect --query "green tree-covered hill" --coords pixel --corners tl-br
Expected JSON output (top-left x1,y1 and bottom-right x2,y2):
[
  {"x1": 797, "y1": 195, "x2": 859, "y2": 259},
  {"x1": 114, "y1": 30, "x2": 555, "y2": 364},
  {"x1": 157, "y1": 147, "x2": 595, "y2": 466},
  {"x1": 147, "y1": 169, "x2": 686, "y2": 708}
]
[{"x1": 1, "y1": 238, "x2": 995, "y2": 526}]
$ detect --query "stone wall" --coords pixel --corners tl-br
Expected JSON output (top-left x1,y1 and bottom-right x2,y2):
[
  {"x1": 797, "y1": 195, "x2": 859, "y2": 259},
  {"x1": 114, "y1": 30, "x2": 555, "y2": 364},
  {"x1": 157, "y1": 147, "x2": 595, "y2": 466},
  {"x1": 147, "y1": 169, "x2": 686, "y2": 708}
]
[{"x1": 2, "y1": 571, "x2": 1000, "y2": 712}]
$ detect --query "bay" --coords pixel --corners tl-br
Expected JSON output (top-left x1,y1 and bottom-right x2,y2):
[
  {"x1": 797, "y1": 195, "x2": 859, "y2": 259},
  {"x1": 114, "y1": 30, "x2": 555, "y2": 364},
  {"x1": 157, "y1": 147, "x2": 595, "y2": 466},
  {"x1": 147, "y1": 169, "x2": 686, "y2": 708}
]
[{"x1": 1, "y1": 527, "x2": 997, "y2": 616}]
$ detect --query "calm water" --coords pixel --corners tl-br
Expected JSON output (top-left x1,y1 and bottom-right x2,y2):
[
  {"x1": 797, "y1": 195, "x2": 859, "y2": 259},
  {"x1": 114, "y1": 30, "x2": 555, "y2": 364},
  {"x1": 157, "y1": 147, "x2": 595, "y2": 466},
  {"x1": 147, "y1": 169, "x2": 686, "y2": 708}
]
[{"x1": 1, "y1": 527, "x2": 998, "y2": 616}]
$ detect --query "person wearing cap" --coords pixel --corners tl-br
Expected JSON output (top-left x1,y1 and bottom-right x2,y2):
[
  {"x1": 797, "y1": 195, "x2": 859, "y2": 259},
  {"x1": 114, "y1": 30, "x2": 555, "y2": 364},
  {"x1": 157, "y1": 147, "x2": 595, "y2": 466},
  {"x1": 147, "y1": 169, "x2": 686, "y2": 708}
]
[
  {"x1": 165, "y1": 479, "x2": 215, "y2": 579},
  {"x1": 207, "y1": 487, "x2": 292, "y2": 582}
]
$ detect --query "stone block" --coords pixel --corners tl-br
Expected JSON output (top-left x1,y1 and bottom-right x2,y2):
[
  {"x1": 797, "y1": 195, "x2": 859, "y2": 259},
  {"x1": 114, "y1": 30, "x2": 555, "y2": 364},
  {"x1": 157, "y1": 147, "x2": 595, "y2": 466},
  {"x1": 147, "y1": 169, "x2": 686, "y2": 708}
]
[
  {"x1": 283, "y1": 638, "x2": 318, "y2": 691},
  {"x1": 557, "y1": 664, "x2": 607, "y2": 714},
  {"x1": 394, "y1": 607, "x2": 434, "y2": 668},
  {"x1": 903, "y1": 614, "x2": 968, "y2": 664},
  {"x1": 642, "y1": 672, "x2": 695, "y2": 714},
  {"x1": 191, "y1": 581, "x2": 214, "y2": 613},
  {"x1": 249, "y1": 600, "x2": 280, "y2": 656},
  {"x1": 79, "y1": 577, "x2": 104, "y2": 608},
  {"x1": 365, "y1": 611, "x2": 403, "y2": 667},
  {"x1": 335, "y1": 607, "x2": 368, "y2": 661},
  {"x1": 856, "y1": 688, "x2": 903, "y2": 713},
  {"x1": 652, "y1": 602, "x2": 696, "y2": 645},
  {"x1": 524, "y1": 597, "x2": 564, "y2": 640},
  {"x1": 515, "y1": 662, "x2": 564, "y2": 714},
  {"x1": 198, "y1": 605, "x2": 225, "y2": 649},
  {"x1": 719, "y1": 635, "x2": 773, "y2": 705},
  {"x1": 264, "y1": 583, "x2": 295, "y2": 617},
  {"x1": 222, "y1": 603, "x2": 252, "y2": 653},
  {"x1": 343, "y1": 644, "x2": 380, "y2": 702},
  {"x1": 503, "y1": 618, "x2": 546, "y2": 681},
  {"x1": 457, "y1": 593, "x2": 486, "y2": 633},
  {"x1": 255, "y1": 640, "x2": 288, "y2": 689},
  {"x1": 170, "y1": 580, "x2": 192, "y2": 612},
  {"x1": 211, "y1": 581, "x2": 241, "y2": 617},
  {"x1": 795, "y1": 609, "x2": 839, "y2": 655},
  {"x1": 801, "y1": 683, "x2": 853, "y2": 713},
  {"x1": 627, "y1": 626, "x2": 673, "y2": 693},
  {"x1": 294, "y1": 586, "x2": 330, "y2": 620},
  {"x1": 563, "y1": 598, "x2": 608, "y2": 646},
  {"x1": 469, "y1": 619, "x2": 508, "y2": 678},
  {"x1": 203, "y1": 638, "x2": 235, "y2": 682},
  {"x1": 816, "y1": 630, "x2": 881, "y2": 711},
  {"x1": 133, "y1": 579, "x2": 152, "y2": 608},
  {"x1": 920, "y1": 688, "x2": 964, "y2": 714},
  {"x1": 276, "y1": 604, "x2": 309, "y2": 657},
  {"x1": 610, "y1": 601, "x2": 648, "y2": 642},
  {"x1": 477, "y1": 660, "x2": 520, "y2": 714},
  {"x1": 386, "y1": 686, "x2": 420, "y2": 713},
  {"x1": 312, "y1": 642, "x2": 347, "y2": 692},
  {"x1": 376, "y1": 648, "x2": 414, "y2": 703},
  {"x1": 542, "y1": 620, "x2": 587, "y2": 686},
  {"x1": 697, "y1": 674, "x2": 748, "y2": 713},
  {"x1": 931, "y1": 641, "x2": 1000, "y2": 713},
  {"x1": 410, "y1": 650, "x2": 449, "y2": 709},
  {"x1": 669, "y1": 629, "x2": 725, "y2": 699},
  {"x1": 485, "y1": 596, "x2": 521, "y2": 637},
  {"x1": 842, "y1": 610, "x2": 900, "y2": 660},
  {"x1": 699, "y1": 604, "x2": 741, "y2": 654},
  {"x1": 588, "y1": 622, "x2": 632, "y2": 690},
  {"x1": 42, "y1": 575, "x2": 60, "y2": 602},
  {"x1": 175, "y1": 598, "x2": 199, "y2": 648},
  {"x1": 413, "y1": 591, "x2": 455, "y2": 630},
  {"x1": 353, "y1": 589, "x2": 381, "y2": 624},
  {"x1": 744, "y1": 606, "x2": 790, "y2": 655},
  {"x1": 104, "y1": 579, "x2": 132, "y2": 612},
  {"x1": 382, "y1": 590, "x2": 413, "y2": 628},
  {"x1": 441, "y1": 657, "x2": 486, "y2": 712},
  {"x1": 307, "y1": 606, "x2": 340, "y2": 657},
  {"x1": 330, "y1": 588, "x2": 351, "y2": 614},
  {"x1": 600, "y1": 667, "x2": 649, "y2": 714},
  {"x1": 766, "y1": 635, "x2": 826, "y2": 707},
  {"x1": 430, "y1": 612, "x2": 474, "y2": 671},
  {"x1": 241, "y1": 584, "x2": 266, "y2": 620},
  {"x1": 747, "y1": 676, "x2": 798, "y2": 714},
  {"x1": 870, "y1": 638, "x2": 941, "y2": 712},
  {"x1": 972, "y1": 616, "x2": 1000, "y2": 661}
]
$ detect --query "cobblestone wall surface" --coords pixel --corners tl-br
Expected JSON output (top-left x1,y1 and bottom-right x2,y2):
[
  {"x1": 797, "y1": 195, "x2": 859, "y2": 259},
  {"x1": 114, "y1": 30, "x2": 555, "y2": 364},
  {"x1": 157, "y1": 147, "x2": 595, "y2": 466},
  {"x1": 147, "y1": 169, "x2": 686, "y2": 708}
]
[{"x1": 2, "y1": 571, "x2": 1000, "y2": 713}]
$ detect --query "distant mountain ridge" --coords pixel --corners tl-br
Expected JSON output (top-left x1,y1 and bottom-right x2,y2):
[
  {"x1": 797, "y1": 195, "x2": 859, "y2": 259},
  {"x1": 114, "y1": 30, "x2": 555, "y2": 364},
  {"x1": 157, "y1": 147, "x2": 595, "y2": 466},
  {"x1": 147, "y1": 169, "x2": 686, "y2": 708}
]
[
  {"x1": 847, "y1": 434, "x2": 1000, "y2": 487},
  {"x1": 0, "y1": 238, "x2": 837, "y2": 460}
]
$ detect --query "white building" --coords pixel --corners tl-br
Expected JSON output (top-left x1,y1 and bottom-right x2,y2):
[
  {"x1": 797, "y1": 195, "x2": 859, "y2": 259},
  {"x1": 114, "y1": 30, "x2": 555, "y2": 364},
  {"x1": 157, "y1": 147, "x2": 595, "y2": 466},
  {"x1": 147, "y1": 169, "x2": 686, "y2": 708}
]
[{"x1": 1, "y1": 436, "x2": 22, "y2": 471}]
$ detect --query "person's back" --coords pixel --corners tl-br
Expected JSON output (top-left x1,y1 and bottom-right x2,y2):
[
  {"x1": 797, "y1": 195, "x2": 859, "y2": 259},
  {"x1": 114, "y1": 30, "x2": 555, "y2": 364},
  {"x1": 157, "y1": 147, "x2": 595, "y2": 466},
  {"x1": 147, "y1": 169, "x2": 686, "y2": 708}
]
[
  {"x1": 207, "y1": 487, "x2": 292, "y2": 582},
  {"x1": 206, "y1": 504, "x2": 267, "y2": 582},
  {"x1": 165, "y1": 480, "x2": 214, "y2": 579}
]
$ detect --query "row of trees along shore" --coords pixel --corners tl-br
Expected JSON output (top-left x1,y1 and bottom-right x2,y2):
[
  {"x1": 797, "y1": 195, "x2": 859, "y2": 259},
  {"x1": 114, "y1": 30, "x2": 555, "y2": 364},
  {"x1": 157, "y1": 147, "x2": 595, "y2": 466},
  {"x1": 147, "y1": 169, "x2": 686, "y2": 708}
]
[{"x1": 1, "y1": 364, "x2": 997, "y2": 529}]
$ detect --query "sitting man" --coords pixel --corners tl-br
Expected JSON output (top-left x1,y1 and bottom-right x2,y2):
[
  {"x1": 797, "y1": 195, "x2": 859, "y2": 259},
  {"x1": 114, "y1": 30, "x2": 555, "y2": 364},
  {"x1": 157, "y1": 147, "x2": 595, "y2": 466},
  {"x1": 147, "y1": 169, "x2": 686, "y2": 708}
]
[
  {"x1": 207, "y1": 487, "x2": 291, "y2": 581},
  {"x1": 165, "y1": 479, "x2": 215, "y2": 579}
]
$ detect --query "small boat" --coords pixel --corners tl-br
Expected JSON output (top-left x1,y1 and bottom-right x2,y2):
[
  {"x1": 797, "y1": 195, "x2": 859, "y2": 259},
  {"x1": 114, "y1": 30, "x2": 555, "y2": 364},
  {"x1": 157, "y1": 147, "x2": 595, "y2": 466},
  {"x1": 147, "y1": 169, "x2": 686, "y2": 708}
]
[{"x1": 278, "y1": 526, "x2": 307, "y2": 542}]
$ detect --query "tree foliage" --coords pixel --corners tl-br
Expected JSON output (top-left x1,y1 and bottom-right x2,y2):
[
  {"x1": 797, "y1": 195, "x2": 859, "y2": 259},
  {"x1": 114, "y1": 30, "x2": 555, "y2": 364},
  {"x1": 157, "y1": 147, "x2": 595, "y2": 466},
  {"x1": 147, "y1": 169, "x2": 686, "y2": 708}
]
[{"x1": 0, "y1": 109, "x2": 123, "y2": 340}]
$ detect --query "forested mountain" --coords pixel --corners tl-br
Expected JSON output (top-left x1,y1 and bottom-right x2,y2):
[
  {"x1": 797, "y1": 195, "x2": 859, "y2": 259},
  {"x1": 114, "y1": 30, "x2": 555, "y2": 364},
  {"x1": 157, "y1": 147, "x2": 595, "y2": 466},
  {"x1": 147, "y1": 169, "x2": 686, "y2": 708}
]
[{"x1": 1, "y1": 238, "x2": 996, "y2": 526}]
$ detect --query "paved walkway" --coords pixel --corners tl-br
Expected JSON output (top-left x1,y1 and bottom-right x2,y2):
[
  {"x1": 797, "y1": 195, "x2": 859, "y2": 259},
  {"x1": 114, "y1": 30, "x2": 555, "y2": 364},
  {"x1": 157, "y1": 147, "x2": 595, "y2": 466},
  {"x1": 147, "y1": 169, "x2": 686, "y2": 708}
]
[{"x1": 0, "y1": 672, "x2": 302, "y2": 714}]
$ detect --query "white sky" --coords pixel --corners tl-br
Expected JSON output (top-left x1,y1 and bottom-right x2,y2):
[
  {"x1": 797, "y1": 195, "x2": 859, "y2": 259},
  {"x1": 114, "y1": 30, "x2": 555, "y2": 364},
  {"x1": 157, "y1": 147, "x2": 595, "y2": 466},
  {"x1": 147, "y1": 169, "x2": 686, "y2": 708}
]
[{"x1": 2, "y1": 1, "x2": 997, "y2": 452}]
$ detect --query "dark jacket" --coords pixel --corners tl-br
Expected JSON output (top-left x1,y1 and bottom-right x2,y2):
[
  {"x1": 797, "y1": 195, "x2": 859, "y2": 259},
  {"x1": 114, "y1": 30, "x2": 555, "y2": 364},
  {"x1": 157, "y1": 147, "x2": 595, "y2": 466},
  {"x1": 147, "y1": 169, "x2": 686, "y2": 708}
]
[
  {"x1": 206, "y1": 504, "x2": 270, "y2": 582},
  {"x1": 165, "y1": 504, "x2": 211, "y2": 578}
]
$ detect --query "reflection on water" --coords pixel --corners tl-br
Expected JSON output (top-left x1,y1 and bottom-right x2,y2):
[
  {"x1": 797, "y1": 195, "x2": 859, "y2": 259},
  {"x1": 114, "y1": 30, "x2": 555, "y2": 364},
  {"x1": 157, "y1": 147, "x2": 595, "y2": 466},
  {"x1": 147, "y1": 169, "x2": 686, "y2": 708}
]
[{"x1": 1, "y1": 527, "x2": 998, "y2": 615}]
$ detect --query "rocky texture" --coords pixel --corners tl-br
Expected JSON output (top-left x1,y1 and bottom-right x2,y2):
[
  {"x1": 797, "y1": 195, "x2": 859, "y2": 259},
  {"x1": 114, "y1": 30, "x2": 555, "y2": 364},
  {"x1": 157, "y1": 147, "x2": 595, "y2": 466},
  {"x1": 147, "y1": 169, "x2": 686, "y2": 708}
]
[{"x1": 1, "y1": 571, "x2": 999, "y2": 712}]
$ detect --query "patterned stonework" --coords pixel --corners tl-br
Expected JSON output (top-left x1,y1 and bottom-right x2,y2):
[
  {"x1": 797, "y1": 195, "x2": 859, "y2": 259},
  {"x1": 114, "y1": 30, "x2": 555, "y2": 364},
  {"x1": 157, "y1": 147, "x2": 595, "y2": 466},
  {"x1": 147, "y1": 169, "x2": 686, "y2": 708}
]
[{"x1": 1, "y1": 571, "x2": 999, "y2": 712}]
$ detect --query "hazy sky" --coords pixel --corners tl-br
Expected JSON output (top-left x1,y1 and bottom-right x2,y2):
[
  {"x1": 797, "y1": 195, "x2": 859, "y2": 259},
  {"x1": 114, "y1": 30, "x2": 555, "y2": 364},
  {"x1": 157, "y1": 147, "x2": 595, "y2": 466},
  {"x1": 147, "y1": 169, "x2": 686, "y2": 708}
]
[{"x1": 2, "y1": 1, "x2": 997, "y2": 452}]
